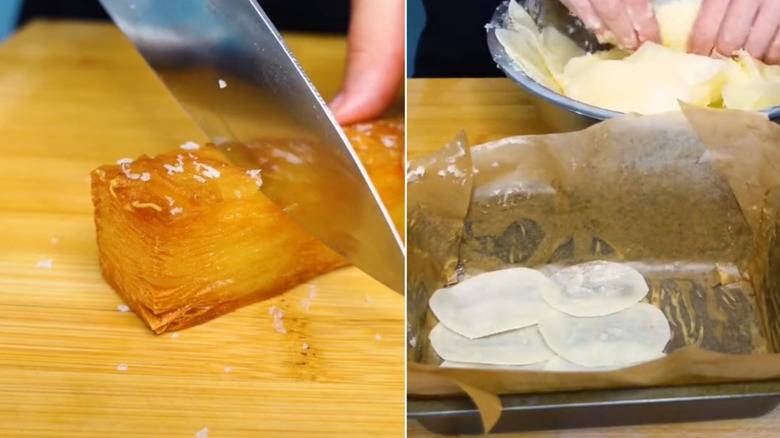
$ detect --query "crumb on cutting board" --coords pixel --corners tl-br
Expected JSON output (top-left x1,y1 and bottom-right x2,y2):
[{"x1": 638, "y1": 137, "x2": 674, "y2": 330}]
[{"x1": 269, "y1": 305, "x2": 286, "y2": 334}]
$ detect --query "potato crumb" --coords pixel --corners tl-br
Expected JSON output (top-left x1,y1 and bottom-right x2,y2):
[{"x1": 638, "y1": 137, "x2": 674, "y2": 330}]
[
  {"x1": 446, "y1": 164, "x2": 465, "y2": 178},
  {"x1": 117, "y1": 304, "x2": 130, "y2": 312},
  {"x1": 269, "y1": 305, "x2": 286, "y2": 334},
  {"x1": 406, "y1": 165, "x2": 426, "y2": 184},
  {"x1": 246, "y1": 169, "x2": 263, "y2": 187},
  {"x1": 164, "y1": 164, "x2": 184, "y2": 174},
  {"x1": 218, "y1": 79, "x2": 227, "y2": 88},
  {"x1": 194, "y1": 162, "x2": 221, "y2": 179},
  {"x1": 36, "y1": 259, "x2": 52, "y2": 269},
  {"x1": 117, "y1": 364, "x2": 128, "y2": 371},
  {"x1": 302, "y1": 343, "x2": 309, "y2": 350},
  {"x1": 196, "y1": 427, "x2": 209, "y2": 438},
  {"x1": 164, "y1": 155, "x2": 185, "y2": 175},
  {"x1": 172, "y1": 332, "x2": 179, "y2": 339},
  {"x1": 180, "y1": 141, "x2": 200, "y2": 150}
]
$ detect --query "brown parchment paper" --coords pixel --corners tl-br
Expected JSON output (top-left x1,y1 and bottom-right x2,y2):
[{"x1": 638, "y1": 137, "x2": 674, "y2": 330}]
[{"x1": 407, "y1": 106, "x2": 780, "y2": 432}]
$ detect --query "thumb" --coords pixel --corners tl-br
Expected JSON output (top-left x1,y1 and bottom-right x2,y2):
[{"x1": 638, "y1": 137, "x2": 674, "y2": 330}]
[{"x1": 330, "y1": 0, "x2": 404, "y2": 126}]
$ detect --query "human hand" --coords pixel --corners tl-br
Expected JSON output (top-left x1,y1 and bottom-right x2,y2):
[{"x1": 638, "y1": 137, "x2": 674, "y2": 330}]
[
  {"x1": 560, "y1": 0, "x2": 662, "y2": 50},
  {"x1": 329, "y1": 0, "x2": 404, "y2": 126},
  {"x1": 688, "y1": 0, "x2": 780, "y2": 64}
]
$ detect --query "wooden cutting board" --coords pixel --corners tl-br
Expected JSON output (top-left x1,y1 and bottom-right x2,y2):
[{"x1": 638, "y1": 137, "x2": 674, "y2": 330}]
[
  {"x1": 406, "y1": 77, "x2": 780, "y2": 437},
  {"x1": 0, "y1": 20, "x2": 403, "y2": 438}
]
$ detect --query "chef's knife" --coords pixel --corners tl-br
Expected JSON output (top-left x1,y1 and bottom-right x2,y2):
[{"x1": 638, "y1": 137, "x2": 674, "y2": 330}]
[{"x1": 97, "y1": 0, "x2": 405, "y2": 294}]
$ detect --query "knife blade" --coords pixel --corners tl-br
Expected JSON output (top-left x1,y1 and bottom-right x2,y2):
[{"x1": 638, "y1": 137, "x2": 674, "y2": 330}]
[{"x1": 97, "y1": 0, "x2": 405, "y2": 294}]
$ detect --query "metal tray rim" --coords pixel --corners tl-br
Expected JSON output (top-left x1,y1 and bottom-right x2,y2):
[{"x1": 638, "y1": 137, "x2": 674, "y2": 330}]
[{"x1": 407, "y1": 379, "x2": 780, "y2": 418}]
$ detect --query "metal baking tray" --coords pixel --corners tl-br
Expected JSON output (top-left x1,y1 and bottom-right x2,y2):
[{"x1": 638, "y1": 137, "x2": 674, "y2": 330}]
[{"x1": 409, "y1": 382, "x2": 780, "y2": 434}]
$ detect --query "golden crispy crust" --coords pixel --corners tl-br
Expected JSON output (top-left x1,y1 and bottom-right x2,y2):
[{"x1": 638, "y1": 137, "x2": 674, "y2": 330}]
[{"x1": 91, "y1": 119, "x2": 404, "y2": 334}]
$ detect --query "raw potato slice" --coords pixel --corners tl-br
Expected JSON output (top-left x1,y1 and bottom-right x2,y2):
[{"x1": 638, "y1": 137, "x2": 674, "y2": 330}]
[
  {"x1": 625, "y1": 42, "x2": 726, "y2": 106},
  {"x1": 507, "y1": 0, "x2": 537, "y2": 32},
  {"x1": 562, "y1": 59, "x2": 691, "y2": 114},
  {"x1": 723, "y1": 81, "x2": 780, "y2": 111},
  {"x1": 722, "y1": 51, "x2": 780, "y2": 110},
  {"x1": 538, "y1": 304, "x2": 671, "y2": 367},
  {"x1": 544, "y1": 261, "x2": 649, "y2": 317},
  {"x1": 441, "y1": 360, "x2": 546, "y2": 371},
  {"x1": 495, "y1": 28, "x2": 560, "y2": 92},
  {"x1": 539, "y1": 26, "x2": 584, "y2": 81},
  {"x1": 429, "y1": 323, "x2": 554, "y2": 365},
  {"x1": 429, "y1": 267, "x2": 559, "y2": 339},
  {"x1": 654, "y1": 0, "x2": 702, "y2": 52}
]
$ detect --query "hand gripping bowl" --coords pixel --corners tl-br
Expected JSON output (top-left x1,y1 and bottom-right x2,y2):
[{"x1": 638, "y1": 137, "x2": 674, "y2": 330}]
[{"x1": 486, "y1": 0, "x2": 780, "y2": 132}]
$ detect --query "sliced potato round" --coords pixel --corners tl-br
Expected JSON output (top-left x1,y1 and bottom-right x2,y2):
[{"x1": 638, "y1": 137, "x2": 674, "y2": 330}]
[
  {"x1": 429, "y1": 323, "x2": 554, "y2": 365},
  {"x1": 507, "y1": 0, "x2": 538, "y2": 33},
  {"x1": 495, "y1": 28, "x2": 561, "y2": 92},
  {"x1": 538, "y1": 303, "x2": 671, "y2": 367},
  {"x1": 544, "y1": 261, "x2": 649, "y2": 317},
  {"x1": 429, "y1": 267, "x2": 560, "y2": 339}
]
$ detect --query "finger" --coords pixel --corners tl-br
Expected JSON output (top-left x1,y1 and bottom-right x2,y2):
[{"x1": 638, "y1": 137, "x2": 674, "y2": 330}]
[
  {"x1": 765, "y1": 28, "x2": 780, "y2": 64},
  {"x1": 688, "y1": 0, "x2": 731, "y2": 55},
  {"x1": 624, "y1": 0, "x2": 661, "y2": 44},
  {"x1": 744, "y1": 0, "x2": 780, "y2": 60},
  {"x1": 330, "y1": 0, "x2": 404, "y2": 125},
  {"x1": 590, "y1": 0, "x2": 640, "y2": 48},
  {"x1": 715, "y1": 0, "x2": 762, "y2": 56},
  {"x1": 560, "y1": 0, "x2": 606, "y2": 35}
]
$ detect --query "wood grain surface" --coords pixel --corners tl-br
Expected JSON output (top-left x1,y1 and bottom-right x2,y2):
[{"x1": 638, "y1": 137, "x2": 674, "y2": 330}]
[
  {"x1": 406, "y1": 77, "x2": 780, "y2": 436},
  {"x1": 0, "y1": 21, "x2": 404, "y2": 437}
]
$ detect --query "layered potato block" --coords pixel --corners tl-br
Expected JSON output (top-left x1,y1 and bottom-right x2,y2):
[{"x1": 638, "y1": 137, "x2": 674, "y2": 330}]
[{"x1": 90, "y1": 119, "x2": 404, "y2": 334}]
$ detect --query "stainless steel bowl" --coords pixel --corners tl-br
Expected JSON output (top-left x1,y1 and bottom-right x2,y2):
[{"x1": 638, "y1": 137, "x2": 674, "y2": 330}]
[{"x1": 486, "y1": 0, "x2": 780, "y2": 132}]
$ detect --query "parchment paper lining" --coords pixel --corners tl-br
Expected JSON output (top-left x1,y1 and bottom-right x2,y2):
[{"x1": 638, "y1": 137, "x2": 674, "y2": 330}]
[{"x1": 407, "y1": 106, "x2": 780, "y2": 432}]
